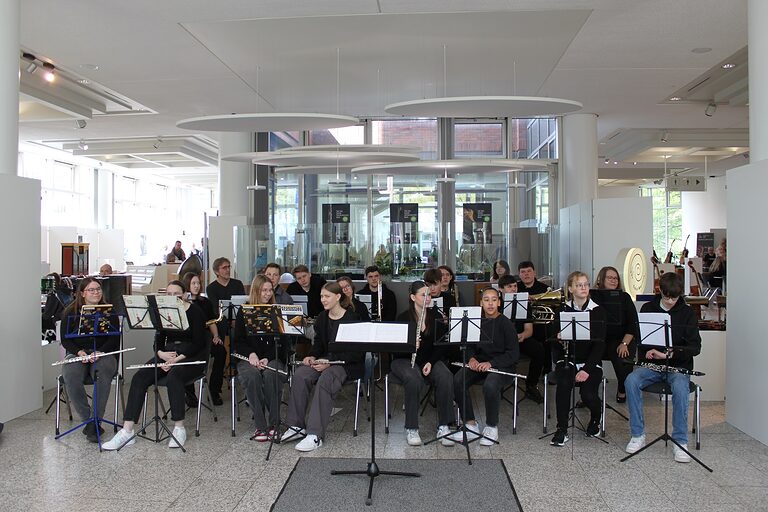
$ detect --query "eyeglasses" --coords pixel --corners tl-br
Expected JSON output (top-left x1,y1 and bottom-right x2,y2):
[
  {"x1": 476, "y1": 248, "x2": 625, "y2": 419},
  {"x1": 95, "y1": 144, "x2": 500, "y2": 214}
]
[
  {"x1": 218, "y1": 265, "x2": 231, "y2": 270},
  {"x1": 83, "y1": 287, "x2": 102, "y2": 293},
  {"x1": 661, "y1": 294, "x2": 678, "y2": 301}
]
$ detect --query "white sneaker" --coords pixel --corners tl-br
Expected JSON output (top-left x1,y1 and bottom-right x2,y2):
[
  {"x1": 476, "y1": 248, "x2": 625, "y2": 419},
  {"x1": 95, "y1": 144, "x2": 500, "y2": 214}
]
[
  {"x1": 673, "y1": 443, "x2": 692, "y2": 463},
  {"x1": 479, "y1": 426, "x2": 499, "y2": 446},
  {"x1": 168, "y1": 426, "x2": 186, "y2": 448},
  {"x1": 448, "y1": 424, "x2": 481, "y2": 443},
  {"x1": 101, "y1": 428, "x2": 135, "y2": 451},
  {"x1": 406, "y1": 429, "x2": 422, "y2": 446},
  {"x1": 625, "y1": 435, "x2": 646, "y2": 454},
  {"x1": 280, "y1": 426, "x2": 306, "y2": 443},
  {"x1": 295, "y1": 434, "x2": 322, "y2": 452},
  {"x1": 437, "y1": 425, "x2": 455, "y2": 447}
]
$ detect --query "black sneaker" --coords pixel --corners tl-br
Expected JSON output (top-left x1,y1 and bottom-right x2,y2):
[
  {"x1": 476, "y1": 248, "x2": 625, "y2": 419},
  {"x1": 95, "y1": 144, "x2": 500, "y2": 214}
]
[
  {"x1": 526, "y1": 385, "x2": 544, "y2": 404},
  {"x1": 586, "y1": 418, "x2": 601, "y2": 437},
  {"x1": 83, "y1": 422, "x2": 105, "y2": 443},
  {"x1": 551, "y1": 428, "x2": 569, "y2": 447},
  {"x1": 211, "y1": 393, "x2": 224, "y2": 406}
]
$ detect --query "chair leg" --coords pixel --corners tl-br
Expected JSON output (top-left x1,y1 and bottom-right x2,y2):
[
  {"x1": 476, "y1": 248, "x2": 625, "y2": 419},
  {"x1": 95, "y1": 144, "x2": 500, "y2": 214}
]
[
  {"x1": 600, "y1": 378, "x2": 607, "y2": 437},
  {"x1": 695, "y1": 384, "x2": 701, "y2": 450},
  {"x1": 512, "y1": 377, "x2": 518, "y2": 434},
  {"x1": 55, "y1": 376, "x2": 62, "y2": 435},
  {"x1": 353, "y1": 378, "x2": 361, "y2": 437},
  {"x1": 384, "y1": 374, "x2": 389, "y2": 434},
  {"x1": 230, "y1": 376, "x2": 237, "y2": 437},
  {"x1": 542, "y1": 374, "x2": 548, "y2": 434},
  {"x1": 196, "y1": 379, "x2": 203, "y2": 437},
  {"x1": 113, "y1": 375, "x2": 121, "y2": 432},
  {"x1": 142, "y1": 392, "x2": 148, "y2": 427}
]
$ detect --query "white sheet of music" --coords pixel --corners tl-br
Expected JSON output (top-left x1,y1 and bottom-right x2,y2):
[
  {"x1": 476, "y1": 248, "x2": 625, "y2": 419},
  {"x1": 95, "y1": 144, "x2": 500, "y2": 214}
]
[
  {"x1": 336, "y1": 322, "x2": 409, "y2": 343},
  {"x1": 449, "y1": 307, "x2": 482, "y2": 343},
  {"x1": 289, "y1": 295, "x2": 309, "y2": 315},
  {"x1": 559, "y1": 311, "x2": 591, "y2": 341},
  {"x1": 638, "y1": 312, "x2": 672, "y2": 348},
  {"x1": 431, "y1": 296, "x2": 443, "y2": 309},
  {"x1": 276, "y1": 304, "x2": 305, "y2": 335},
  {"x1": 355, "y1": 294, "x2": 372, "y2": 305},
  {"x1": 502, "y1": 292, "x2": 529, "y2": 320}
]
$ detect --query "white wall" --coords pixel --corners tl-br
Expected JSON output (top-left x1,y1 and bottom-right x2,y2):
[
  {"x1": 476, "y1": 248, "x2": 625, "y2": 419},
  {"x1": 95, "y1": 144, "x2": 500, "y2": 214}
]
[
  {"x1": 727, "y1": 160, "x2": 768, "y2": 444},
  {"x1": 682, "y1": 175, "x2": 727, "y2": 251},
  {"x1": 208, "y1": 215, "x2": 248, "y2": 283},
  {"x1": 598, "y1": 185, "x2": 640, "y2": 199},
  {"x1": 0, "y1": 175, "x2": 43, "y2": 421}
]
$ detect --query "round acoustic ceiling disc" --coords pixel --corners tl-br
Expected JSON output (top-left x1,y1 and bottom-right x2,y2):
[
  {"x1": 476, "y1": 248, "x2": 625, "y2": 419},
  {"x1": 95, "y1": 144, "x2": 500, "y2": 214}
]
[
  {"x1": 385, "y1": 96, "x2": 583, "y2": 118},
  {"x1": 351, "y1": 159, "x2": 547, "y2": 176},
  {"x1": 177, "y1": 113, "x2": 359, "y2": 132},
  {"x1": 222, "y1": 151, "x2": 419, "y2": 167}
]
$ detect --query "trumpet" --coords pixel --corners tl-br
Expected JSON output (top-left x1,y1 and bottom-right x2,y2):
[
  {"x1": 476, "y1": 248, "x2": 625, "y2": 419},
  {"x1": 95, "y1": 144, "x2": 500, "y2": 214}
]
[
  {"x1": 529, "y1": 289, "x2": 565, "y2": 323},
  {"x1": 231, "y1": 352, "x2": 288, "y2": 375},
  {"x1": 636, "y1": 362, "x2": 705, "y2": 377},
  {"x1": 411, "y1": 288, "x2": 429, "y2": 369},
  {"x1": 125, "y1": 360, "x2": 206, "y2": 370},
  {"x1": 52, "y1": 347, "x2": 136, "y2": 366}
]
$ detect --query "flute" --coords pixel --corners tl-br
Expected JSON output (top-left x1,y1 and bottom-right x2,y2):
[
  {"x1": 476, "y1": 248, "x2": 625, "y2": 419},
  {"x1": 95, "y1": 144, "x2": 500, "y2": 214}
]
[
  {"x1": 291, "y1": 359, "x2": 345, "y2": 366},
  {"x1": 411, "y1": 288, "x2": 429, "y2": 369},
  {"x1": 451, "y1": 362, "x2": 526, "y2": 379},
  {"x1": 231, "y1": 352, "x2": 288, "y2": 375},
  {"x1": 52, "y1": 347, "x2": 136, "y2": 366},
  {"x1": 636, "y1": 362, "x2": 705, "y2": 377},
  {"x1": 125, "y1": 360, "x2": 206, "y2": 370}
]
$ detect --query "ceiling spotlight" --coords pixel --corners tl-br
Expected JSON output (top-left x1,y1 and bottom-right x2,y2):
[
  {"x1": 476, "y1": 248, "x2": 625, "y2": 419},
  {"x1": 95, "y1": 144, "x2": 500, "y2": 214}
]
[
  {"x1": 42, "y1": 62, "x2": 55, "y2": 82},
  {"x1": 21, "y1": 52, "x2": 37, "y2": 74},
  {"x1": 669, "y1": 97, "x2": 681, "y2": 102},
  {"x1": 705, "y1": 102, "x2": 717, "y2": 117},
  {"x1": 78, "y1": 140, "x2": 88, "y2": 150},
  {"x1": 604, "y1": 158, "x2": 610, "y2": 164},
  {"x1": 75, "y1": 119, "x2": 87, "y2": 129},
  {"x1": 153, "y1": 138, "x2": 163, "y2": 150},
  {"x1": 613, "y1": 161, "x2": 618, "y2": 165},
  {"x1": 633, "y1": 161, "x2": 638, "y2": 165},
  {"x1": 660, "y1": 131, "x2": 669, "y2": 143},
  {"x1": 721, "y1": 63, "x2": 736, "y2": 69}
]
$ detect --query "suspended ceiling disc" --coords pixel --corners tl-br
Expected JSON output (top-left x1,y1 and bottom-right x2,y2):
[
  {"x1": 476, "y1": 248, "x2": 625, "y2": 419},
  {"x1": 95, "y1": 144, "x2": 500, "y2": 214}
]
[
  {"x1": 384, "y1": 96, "x2": 583, "y2": 118},
  {"x1": 222, "y1": 150, "x2": 420, "y2": 166},
  {"x1": 176, "y1": 113, "x2": 359, "y2": 132},
  {"x1": 274, "y1": 165, "x2": 357, "y2": 174},
  {"x1": 351, "y1": 159, "x2": 547, "y2": 176},
  {"x1": 280, "y1": 144, "x2": 422, "y2": 154}
]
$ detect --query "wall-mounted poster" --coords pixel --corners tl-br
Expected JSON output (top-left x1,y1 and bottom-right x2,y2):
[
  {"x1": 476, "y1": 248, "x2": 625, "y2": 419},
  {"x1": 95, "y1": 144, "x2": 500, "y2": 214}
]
[
  {"x1": 322, "y1": 203, "x2": 350, "y2": 244},
  {"x1": 696, "y1": 232, "x2": 715, "y2": 258},
  {"x1": 390, "y1": 203, "x2": 419, "y2": 244},
  {"x1": 462, "y1": 203, "x2": 492, "y2": 244}
]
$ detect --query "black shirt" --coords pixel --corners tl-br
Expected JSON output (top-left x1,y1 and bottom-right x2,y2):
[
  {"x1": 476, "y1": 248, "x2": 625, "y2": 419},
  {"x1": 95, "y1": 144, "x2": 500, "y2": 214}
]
[
  {"x1": 206, "y1": 279, "x2": 246, "y2": 316},
  {"x1": 154, "y1": 302, "x2": 208, "y2": 361},
  {"x1": 395, "y1": 309, "x2": 449, "y2": 367},
  {"x1": 466, "y1": 314, "x2": 520, "y2": 371},
  {"x1": 286, "y1": 274, "x2": 327, "y2": 318},
  {"x1": 358, "y1": 283, "x2": 397, "y2": 321},
  {"x1": 638, "y1": 297, "x2": 701, "y2": 371},
  {"x1": 310, "y1": 309, "x2": 364, "y2": 379},
  {"x1": 519, "y1": 279, "x2": 549, "y2": 295}
]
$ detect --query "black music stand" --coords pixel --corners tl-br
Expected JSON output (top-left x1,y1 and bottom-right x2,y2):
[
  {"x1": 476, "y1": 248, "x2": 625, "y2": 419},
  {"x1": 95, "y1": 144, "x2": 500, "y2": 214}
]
[
  {"x1": 119, "y1": 295, "x2": 190, "y2": 452},
  {"x1": 56, "y1": 308, "x2": 122, "y2": 451},
  {"x1": 540, "y1": 313, "x2": 608, "y2": 458},
  {"x1": 424, "y1": 308, "x2": 499, "y2": 463},
  {"x1": 221, "y1": 298, "x2": 246, "y2": 436},
  {"x1": 620, "y1": 317, "x2": 712, "y2": 471},
  {"x1": 500, "y1": 293, "x2": 541, "y2": 406},
  {"x1": 329, "y1": 322, "x2": 419, "y2": 506}
]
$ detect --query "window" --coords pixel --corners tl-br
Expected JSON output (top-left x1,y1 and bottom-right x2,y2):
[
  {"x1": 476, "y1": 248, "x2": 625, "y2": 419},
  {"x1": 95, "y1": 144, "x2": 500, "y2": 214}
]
[
  {"x1": 453, "y1": 120, "x2": 505, "y2": 158},
  {"x1": 371, "y1": 119, "x2": 438, "y2": 160},
  {"x1": 642, "y1": 187, "x2": 682, "y2": 258}
]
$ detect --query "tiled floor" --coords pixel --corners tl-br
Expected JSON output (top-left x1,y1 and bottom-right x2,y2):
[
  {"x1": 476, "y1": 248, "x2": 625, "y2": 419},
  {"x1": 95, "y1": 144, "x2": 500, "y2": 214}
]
[{"x1": 1, "y1": 379, "x2": 766, "y2": 512}]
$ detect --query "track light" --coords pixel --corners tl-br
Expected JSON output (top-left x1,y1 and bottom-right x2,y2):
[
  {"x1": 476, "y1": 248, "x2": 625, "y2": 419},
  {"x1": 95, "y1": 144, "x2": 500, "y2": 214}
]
[
  {"x1": 75, "y1": 119, "x2": 87, "y2": 129},
  {"x1": 153, "y1": 138, "x2": 162, "y2": 150},
  {"x1": 705, "y1": 102, "x2": 717, "y2": 117},
  {"x1": 660, "y1": 131, "x2": 669, "y2": 143},
  {"x1": 42, "y1": 62, "x2": 55, "y2": 82},
  {"x1": 603, "y1": 158, "x2": 609, "y2": 164},
  {"x1": 21, "y1": 52, "x2": 37, "y2": 74}
]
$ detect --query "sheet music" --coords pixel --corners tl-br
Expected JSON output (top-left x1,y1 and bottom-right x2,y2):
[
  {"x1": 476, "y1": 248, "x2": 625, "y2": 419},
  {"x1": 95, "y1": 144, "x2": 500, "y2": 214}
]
[
  {"x1": 559, "y1": 311, "x2": 591, "y2": 341},
  {"x1": 638, "y1": 312, "x2": 672, "y2": 348},
  {"x1": 155, "y1": 296, "x2": 189, "y2": 330},
  {"x1": 431, "y1": 296, "x2": 444, "y2": 309},
  {"x1": 289, "y1": 295, "x2": 309, "y2": 315},
  {"x1": 78, "y1": 304, "x2": 115, "y2": 335},
  {"x1": 336, "y1": 322, "x2": 409, "y2": 344},
  {"x1": 449, "y1": 307, "x2": 482, "y2": 343},
  {"x1": 502, "y1": 292, "x2": 529, "y2": 320},
  {"x1": 122, "y1": 295, "x2": 154, "y2": 328},
  {"x1": 276, "y1": 304, "x2": 305, "y2": 335}
]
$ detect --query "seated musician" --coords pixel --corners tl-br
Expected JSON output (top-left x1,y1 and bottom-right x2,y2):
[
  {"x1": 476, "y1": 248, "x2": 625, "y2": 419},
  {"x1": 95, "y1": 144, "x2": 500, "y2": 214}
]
[
  {"x1": 392, "y1": 281, "x2": 454, "y2": 447},
  {"x1": 424, "y1": 268, "x2": 456, "y2": 314},
  {"x1": 450, "y1": 287, "x2": 520, "y2": 445},
  {"x1": 358, "y1": 265, "x2": 397, "y2": 321},
  {"x1": 337, "y1": 276, "x2": 370, "y2": 321},
  {"x1": 624, "y1": 272, "x2": 701, "y2": 463},
  {"x1": 234, "y1": 275, "x2": 289, "y2": 442},
  {"x1": 181, "y1": 271, "x2": 220, "y2": 407},
  {"x1": 286, "y1": 264, "x2": 327, "y2": 318},
  {"x1": 280, "y1": 282, "x2": 363, "y2": 452},
  {"x1": 498, "y1": 275, "x2": 544, "y2": 404},
  {"x1": 103, "y1": 280, "x2": 207, "y2": 450},
  {"x1": 551, "y1": 271, "x2": 606, "y2": 447},
  {"x1": 60, "y1": 277, "x2": 119, "y2": 443}
]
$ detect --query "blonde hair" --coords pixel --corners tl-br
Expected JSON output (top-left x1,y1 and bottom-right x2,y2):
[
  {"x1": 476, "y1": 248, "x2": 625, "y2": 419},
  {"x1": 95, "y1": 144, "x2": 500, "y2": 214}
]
[
  {"x1": 248, "y1": 274, "x2": 274, "y2": 304},
  {"x1": 565, "y1": 271, "x2": 590, "y2": 300}
]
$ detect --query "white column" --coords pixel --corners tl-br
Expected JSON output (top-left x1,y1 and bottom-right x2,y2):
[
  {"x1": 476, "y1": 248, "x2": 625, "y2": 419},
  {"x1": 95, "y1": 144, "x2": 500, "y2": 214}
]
[
  {"x1": 561, "y1": 113, "x2": 598, "y2": 208},
  {"x1": 749, "y1": 0, "x2": 768, "y2": 162},
  {"x1": 0, "y1": 0, "x2": 19, "y2": 175},
  {"x1": 217, "y1": 132, "x2": 252, "y2": 217}
]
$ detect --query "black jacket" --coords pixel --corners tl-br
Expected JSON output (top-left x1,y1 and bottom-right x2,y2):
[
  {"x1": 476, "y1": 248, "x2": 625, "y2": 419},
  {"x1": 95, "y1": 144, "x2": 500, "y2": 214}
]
[
  {"x1": 233, "y1": 308, "x2": 289, "y2": 363},
  {"x1": 60, "y1": 304, "x2": 120, "y2": 356},
  {"x1": 554, "y1": 299, "x2": 607, "y2": 374},
  {"x1": 639, "y1": 297, "x2": 701, "y2": 371},
  {"x1": 394, "y1": 309, "x2": 449, "y2": 368},
  {"x1": 519, "y1": 279, "x2": 549, "y2": 295},
  {"x1": 466, "y1": 314, "x2": 520, "y2": 371},
  {"x1": 358, "y1": 283, "x2": 397, "y2": 321},
  {"x1": 350, "y1": 298, "x2": 371, "y2": 321},
  {"x1": 154, "y1": 302, "x2": 208, "y2": 361},
  {"x1": 286, "y1": 274, "x2": 327, "y2": 318},
  {"x1": 310, "y1": 309, "x2": 364, "y2": 379}
]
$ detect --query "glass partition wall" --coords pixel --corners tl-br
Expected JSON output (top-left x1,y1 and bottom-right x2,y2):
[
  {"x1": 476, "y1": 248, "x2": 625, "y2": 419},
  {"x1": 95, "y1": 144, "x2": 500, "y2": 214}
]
[{"x1": 260, "y1": 117, "x2": 557, "y2": 282}]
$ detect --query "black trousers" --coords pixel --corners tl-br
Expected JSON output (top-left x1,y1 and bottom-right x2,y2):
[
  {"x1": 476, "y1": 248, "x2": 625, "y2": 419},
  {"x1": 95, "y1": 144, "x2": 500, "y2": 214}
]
[
  {"x1": 519, "y1": 338, "x2": 545, "y2": 387},
  {"x1": 209, "y1": 343, "x2": 227, "y2": 395},
  {"x1": 453, "y1": 368, "x2": 512, "y2": 427},
  {"x1": 602, "y1": 340, "x2": 634, "y2": 394},
  {"x1": 554, "y1": 363, "x2": 602, "y2": 430},
  {"x1": 124, "y1": 358, "x2": 203, "y2": 422}
]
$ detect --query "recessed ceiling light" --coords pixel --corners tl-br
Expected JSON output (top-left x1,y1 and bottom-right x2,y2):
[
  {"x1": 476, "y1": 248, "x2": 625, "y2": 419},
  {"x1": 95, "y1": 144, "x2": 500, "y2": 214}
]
[
  {"x1": 77, "y1": 78, "x2": 90, "y2": 85},
  {"x1": 669, "y1": 97, "x2": 682, "y2": 101},
  {"x1": 691, "y1": 47, "x2": 712, "y2": 54},
  {"x1": 80, "y1": 63, "x2": 100, "y2": 71},
  {"x1": 613, "y1": 161, "x2": 618, "y2": 165},
  {"x1": 721, "y1": 63, "x2": 736, "y2": 69}
]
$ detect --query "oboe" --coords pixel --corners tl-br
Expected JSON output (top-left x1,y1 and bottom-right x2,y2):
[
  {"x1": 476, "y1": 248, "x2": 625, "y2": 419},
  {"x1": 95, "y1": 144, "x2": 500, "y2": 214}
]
[
  {"x1": 52, "y1": 347, "x2": 136, "y2": 366},
  {"x1": 291, "y1": 359, "x2": 345, "y2": 366},
  {"x1": 411, "y1": 288, "x2": 429, "y2": 369},
  {"x1": 636, "y1": 362, "x2": 705, "y2": 377},
  {"x1": 125, "y1": 360, "x2": 206, "y2": 370},
  {"x1": 231, "y1": 352, "x2": 288, "y2": 375},
  {"x1": 451, "y1": 362, "x2": 526, "y2": 379}
]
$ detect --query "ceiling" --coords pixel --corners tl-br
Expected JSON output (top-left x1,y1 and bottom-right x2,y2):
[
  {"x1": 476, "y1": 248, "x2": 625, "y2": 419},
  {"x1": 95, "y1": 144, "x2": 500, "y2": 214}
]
[{"x1": 18, "y1": 0, "x2": 749, "y2": 189}]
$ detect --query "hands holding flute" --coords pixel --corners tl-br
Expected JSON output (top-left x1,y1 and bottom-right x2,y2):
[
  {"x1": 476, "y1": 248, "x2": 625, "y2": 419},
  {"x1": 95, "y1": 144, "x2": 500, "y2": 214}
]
[
  {"x1": 468, "y1": 357, "x2": 492, "y2": 372},
  {"x1": 76, "y1": 350, "x2": 102, "y2": 363},
  {"x1": 303, "y1": 356, "x2": 330, "y2": 373},
  {"x1": 157, "y1": 350, "x2": 185, "y2": 372},
  {"x1": 248, "y1": 353, "x2": 270, "y2": 370}
]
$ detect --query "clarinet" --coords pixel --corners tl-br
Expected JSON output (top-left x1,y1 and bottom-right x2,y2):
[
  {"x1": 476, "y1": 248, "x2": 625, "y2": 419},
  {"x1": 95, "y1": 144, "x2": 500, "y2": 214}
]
[
  {"x1": 376, "y1": 282, "x2": 383, "y2": 322},
  {"x1": 636, "y1": 362, "x2": 705, "y2": 377},
  {"x1": 411, "y1": 288, "x2": 429, "y2": 369},
  {"x1": 231, "y1": 352, "x2": 288, "y2": 375}
]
